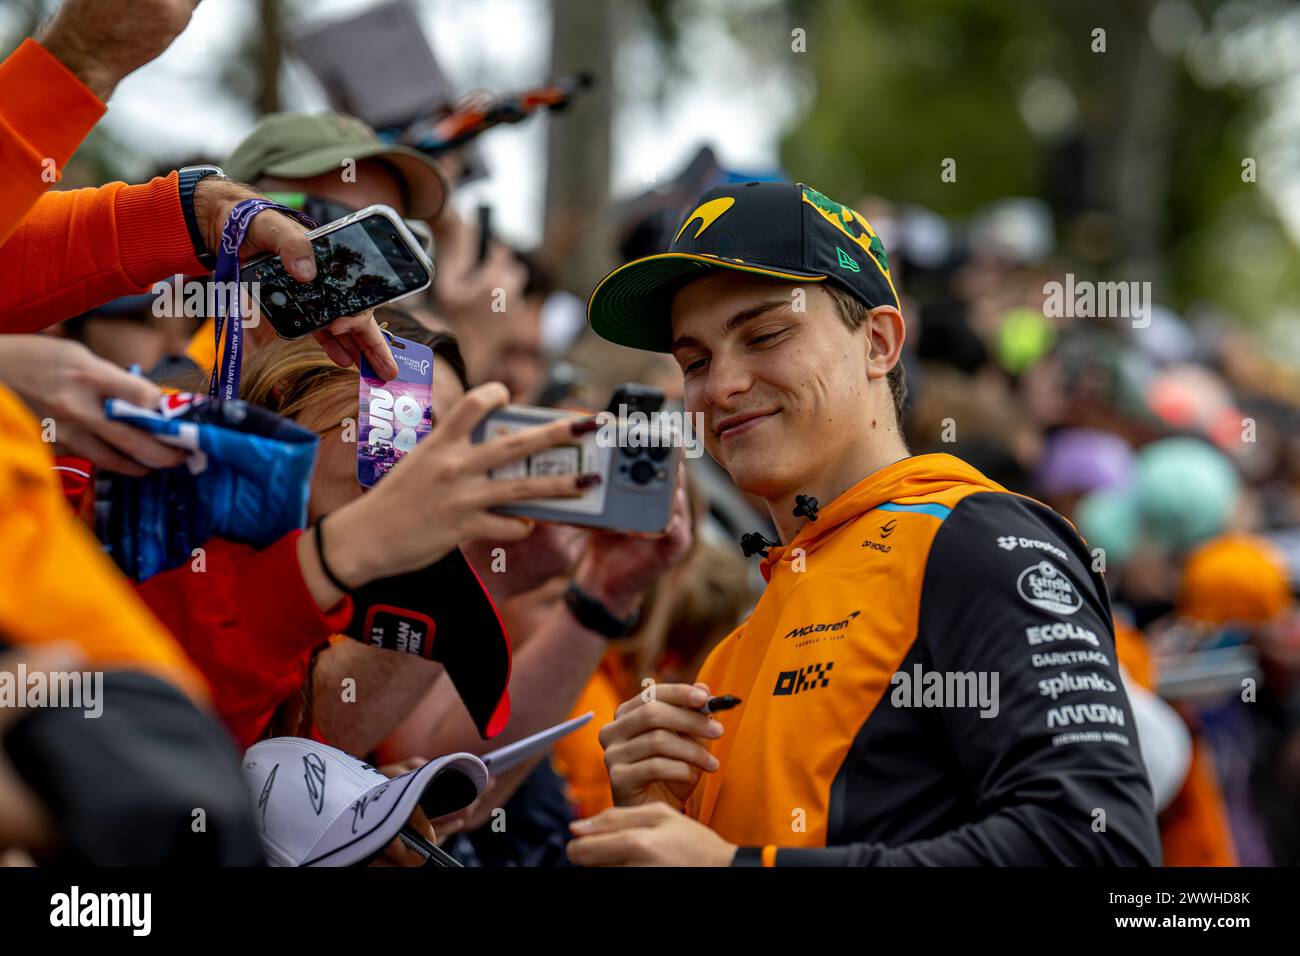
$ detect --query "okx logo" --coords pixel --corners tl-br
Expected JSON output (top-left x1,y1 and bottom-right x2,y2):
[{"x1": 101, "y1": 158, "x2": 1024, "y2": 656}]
[{"x1": 773, "y1": 661, "x2": 834, "y2": 696}]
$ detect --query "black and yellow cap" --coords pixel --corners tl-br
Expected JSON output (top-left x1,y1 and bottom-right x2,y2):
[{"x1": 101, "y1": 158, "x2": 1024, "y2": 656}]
[{"x1": 588, "y1": 181, "x2": 901, "y2": 353}]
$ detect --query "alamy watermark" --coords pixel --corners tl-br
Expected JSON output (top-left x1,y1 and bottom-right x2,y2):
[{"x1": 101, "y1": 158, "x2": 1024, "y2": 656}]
[
  {"x1": 1043, "y1": 272, "x2": 1151, "y2": 328},
  {"x1": 0, "y1": 665, "x2": 103, "y2": 718},
  {"x1": 151, "y1": 274, "x2": 262, "y2": 326},
  {"x1": 890, "y1": 664, "x2": 999, "y2": 718},
  {"x1": 595, "y1": 405, "x2": 706, "y2": 460}
]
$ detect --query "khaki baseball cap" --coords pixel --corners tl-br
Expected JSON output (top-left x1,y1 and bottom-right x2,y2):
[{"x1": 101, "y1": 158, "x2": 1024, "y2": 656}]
[{"x1": 224, "y1": 112, "x2": 449, "y2": 220}]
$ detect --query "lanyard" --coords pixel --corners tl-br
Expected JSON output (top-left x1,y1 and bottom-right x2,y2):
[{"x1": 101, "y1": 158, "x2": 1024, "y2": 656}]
[{"x1": 208, "y1": 199, "x2": 317, "y2": 401}]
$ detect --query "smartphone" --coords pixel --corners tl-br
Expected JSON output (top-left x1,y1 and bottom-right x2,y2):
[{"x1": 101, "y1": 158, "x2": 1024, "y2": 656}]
[
  {"x1": 246, "y1": 204, "x2": 433, "y2": 339},
  {"x1": 470, "y1": 385, "x2": 678, "y2": 535}
]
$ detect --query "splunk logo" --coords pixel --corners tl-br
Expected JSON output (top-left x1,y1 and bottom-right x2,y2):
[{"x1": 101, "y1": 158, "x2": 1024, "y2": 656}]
[
  {"x1": 1037, "y1": 670, "x2": 1117, "y2": 701},
  {"x1": 50, "y1": 886, "x2": 151, "y2": 936}
]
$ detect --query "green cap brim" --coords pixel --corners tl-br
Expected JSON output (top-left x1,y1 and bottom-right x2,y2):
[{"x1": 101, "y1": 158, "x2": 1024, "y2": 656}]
[
  {"x1": 254, "y1": 143, "x2": 448, "y2": 221},
  {"x1": 587, "y1": 252, "x2": 825, "y2": 352}
]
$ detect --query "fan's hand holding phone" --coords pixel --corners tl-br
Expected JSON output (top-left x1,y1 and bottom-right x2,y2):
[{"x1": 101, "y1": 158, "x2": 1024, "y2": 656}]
[
  {"x1": 470, "y1": 385, "x2": 680, "y2": 535},
  {"x1": 246, "y1": 204, "x2": 432, "y2": 339}
]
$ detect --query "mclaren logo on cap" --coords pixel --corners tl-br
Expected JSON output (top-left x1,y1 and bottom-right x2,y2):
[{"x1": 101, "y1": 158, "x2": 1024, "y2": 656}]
[{"x1": 674, "y1": 197, "x2": 736, "y2": 243}]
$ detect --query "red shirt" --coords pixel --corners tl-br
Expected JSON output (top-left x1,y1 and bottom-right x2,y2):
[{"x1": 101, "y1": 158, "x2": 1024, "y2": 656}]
[{"x1": 136, "y1": 531, "x2": 353, "y2": 747}]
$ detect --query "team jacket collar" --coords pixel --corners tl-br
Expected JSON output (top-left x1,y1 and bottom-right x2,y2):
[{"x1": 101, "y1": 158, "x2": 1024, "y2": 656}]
[{"x1": 759, "y1": 453, "x2": 1003, "y2": 580}]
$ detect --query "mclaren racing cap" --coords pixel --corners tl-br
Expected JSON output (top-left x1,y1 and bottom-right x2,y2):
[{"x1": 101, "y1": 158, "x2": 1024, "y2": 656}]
[{"x1": 588, "y1": 181, "x2": 901, "y2": 352}]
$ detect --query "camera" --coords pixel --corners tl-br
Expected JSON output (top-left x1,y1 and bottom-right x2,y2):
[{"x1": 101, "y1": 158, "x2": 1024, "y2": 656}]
[{"x1": 470, "y1": 383, "x2": 679, "y2": 535}]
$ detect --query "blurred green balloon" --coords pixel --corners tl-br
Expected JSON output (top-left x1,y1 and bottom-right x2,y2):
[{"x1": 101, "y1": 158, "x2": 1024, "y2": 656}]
[
  {"x1": 1135, "y1": 438, "x2": 1240, "y2": 553},
  {"x1": 997, "y1": 307, "x2": 1056, "y2": 374},
  {"x1": 1076, "y1": 488, "x2": 1139, "y2": 569}
]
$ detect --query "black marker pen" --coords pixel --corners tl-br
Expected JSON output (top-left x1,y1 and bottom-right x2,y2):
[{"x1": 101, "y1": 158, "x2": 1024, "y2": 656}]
[{"x1": 699, "y1": 695, "x2": 742, "y2": 715}]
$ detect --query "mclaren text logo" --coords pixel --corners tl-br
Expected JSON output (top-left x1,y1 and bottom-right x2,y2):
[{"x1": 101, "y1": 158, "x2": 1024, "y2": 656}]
[{"x1": 784, "y1": 610, "x2": 860, "y2": 641}]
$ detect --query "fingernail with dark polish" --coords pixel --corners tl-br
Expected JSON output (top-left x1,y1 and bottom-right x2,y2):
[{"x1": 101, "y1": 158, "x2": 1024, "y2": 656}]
[
  {"x1": 575, "y1": 473, "x2": 602, "y2": 490},
  {"x1": 570, "y1": 417, "x2": 600, "y2": 436}
]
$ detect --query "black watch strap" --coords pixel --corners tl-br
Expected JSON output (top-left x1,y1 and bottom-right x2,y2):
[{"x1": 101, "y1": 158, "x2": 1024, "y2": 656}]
[
  {"x1": 177, "y1": 165, "x2": 225, "y2": 270},
  {"x1": 564, "y1": 582, "x2": 640, "y2": 639}
]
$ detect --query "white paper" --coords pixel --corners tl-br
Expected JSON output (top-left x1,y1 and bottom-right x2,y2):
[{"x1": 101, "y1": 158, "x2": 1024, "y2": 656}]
[{"x1": 481, "y1": 712, "x2": 595, "y2": 774}]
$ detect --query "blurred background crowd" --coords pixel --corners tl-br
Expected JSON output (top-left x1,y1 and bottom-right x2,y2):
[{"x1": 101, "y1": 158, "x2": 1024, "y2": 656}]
[{"x1": 4, "y1": 0, "x2": 1299, "y2": 866}]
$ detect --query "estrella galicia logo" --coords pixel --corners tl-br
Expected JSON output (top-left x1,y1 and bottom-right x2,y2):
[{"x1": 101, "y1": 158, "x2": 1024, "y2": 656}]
[
  {"x1": 303, "y1": 753, "x2": 327, "y2": 815},
  {"x1": 773, "y1": 661, "x2": 834, "y2": 696},
  {"x1": 784, "y1": 610, "x2": 860, "y2": 640},
  {"x1": 1017, "y1": 561, "x2": 1082, "y2": 615}
]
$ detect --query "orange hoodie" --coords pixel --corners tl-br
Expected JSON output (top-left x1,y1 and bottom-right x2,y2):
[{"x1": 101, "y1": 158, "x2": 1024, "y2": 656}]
[
  {"x1": 0, "y1": 382, "x2": 206, "y2": 702},
  {"x1": 0, "y1": 39, "x2": 205, "y2": 333},
  {"x1": 690, "y1": 453, "x2": 1161, "y2": 866},
  {"x1": 1113, "y1": 619, "x2": 1237, "y2": 866}
]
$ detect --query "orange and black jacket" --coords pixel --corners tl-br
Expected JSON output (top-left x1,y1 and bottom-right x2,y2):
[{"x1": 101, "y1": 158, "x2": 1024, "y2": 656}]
[{"x1": 689, "y1": 454, "x2": 1162, "y2": 866}]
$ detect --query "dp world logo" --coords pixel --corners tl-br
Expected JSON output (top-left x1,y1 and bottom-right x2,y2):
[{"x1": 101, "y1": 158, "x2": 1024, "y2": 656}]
[{"x1": 1017, "y1": 561, "x2": 1082, "y2": 615}]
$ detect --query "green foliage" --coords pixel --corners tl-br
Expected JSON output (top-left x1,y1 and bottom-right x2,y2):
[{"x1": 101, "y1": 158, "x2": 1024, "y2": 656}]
[{"x1": 781, "y1": 0, "x2": 1061, "y2": 214}]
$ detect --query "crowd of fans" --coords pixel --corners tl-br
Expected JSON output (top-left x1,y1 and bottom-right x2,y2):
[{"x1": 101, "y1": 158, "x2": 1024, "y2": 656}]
[{"x1": 1, "y1": 0, "x2": 1297, "y2": 868}]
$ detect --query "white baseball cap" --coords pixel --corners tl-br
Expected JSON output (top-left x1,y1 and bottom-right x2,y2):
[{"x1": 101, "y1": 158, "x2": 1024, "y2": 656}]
[{"x1": 243, "y1": 737, "x2": 488, "y2": 867}]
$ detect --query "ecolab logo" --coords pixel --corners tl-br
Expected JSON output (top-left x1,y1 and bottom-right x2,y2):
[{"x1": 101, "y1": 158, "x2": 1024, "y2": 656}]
[
  {"x1": 784, "y1": 610, "x2": 860, "y2": 640},
  {"x1": 1025, "y1": 621, "x2": 1099, "y2": 647}
]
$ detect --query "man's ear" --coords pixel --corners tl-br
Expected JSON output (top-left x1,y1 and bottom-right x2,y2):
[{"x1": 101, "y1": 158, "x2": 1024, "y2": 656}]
[{"x1": 865, "y1": 305, "x2": 905, "y2": 381}]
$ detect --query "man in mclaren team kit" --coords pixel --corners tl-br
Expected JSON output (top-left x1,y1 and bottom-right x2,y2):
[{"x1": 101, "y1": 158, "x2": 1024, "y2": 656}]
[{"x1": 566, "y1": 181, "x2": 1162, "y2": 866}]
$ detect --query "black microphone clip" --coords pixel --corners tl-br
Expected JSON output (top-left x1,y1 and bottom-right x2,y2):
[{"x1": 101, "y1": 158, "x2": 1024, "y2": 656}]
[
  {"x1": 793, "y1": 495, "x2": 820, "y2": 522},
  {"x1": 739, "y1": 532, "x2": 779, "y2": 558}
]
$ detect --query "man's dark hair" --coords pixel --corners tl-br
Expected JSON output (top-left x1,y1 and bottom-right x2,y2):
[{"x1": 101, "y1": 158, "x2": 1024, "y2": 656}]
[{"x1": 823, "y1": 283, "x2": 907, "y2": 426}]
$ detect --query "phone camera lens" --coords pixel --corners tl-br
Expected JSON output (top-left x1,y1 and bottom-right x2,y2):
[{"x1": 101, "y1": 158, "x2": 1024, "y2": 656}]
[
  {"x1": 270, "y1": 291, "x2": 288, "y2": 307},
  {"x1": 630, "y1": 460, "x2": 655, "y2": 485},
  {"x1": 647, "y1": 444, "x2": 670, "y2": 461}
]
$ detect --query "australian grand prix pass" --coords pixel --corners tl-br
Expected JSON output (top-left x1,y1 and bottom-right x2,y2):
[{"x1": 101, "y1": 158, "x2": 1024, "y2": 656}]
[{"x1": 358, "y1": 334, "x2": 434, "y2": 487}]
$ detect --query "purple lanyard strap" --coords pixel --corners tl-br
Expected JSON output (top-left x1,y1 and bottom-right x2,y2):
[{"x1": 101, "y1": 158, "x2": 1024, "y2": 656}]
[{"x1": 208, "y1": 199, "x2": 317, "y2": 401}]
